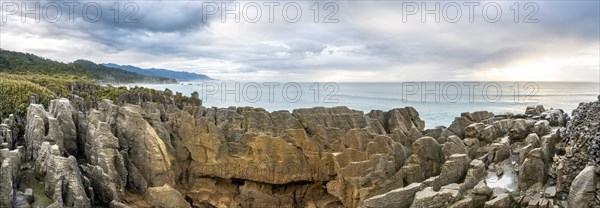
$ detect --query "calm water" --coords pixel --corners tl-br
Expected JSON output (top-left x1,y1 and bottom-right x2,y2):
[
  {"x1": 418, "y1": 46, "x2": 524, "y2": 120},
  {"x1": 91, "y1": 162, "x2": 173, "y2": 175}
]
[{"x1": 134, "y1": 81, "x2": 599, "y2": 128}]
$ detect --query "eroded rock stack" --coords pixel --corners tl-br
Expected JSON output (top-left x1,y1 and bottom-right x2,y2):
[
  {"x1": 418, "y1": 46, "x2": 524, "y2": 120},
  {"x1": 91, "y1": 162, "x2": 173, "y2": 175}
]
[
  {"x1": 0, "y1": 95, "x2": 598, "y2": 208},
  {"x1": 556, "y1": 100, "x2": 600, "y2": 207}
]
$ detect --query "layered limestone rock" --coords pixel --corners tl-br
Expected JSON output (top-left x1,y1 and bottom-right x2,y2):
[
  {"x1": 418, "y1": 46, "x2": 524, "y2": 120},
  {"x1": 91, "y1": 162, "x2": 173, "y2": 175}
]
[
  {"x1": 567, "y1": 166, "x2": 596, "y2": 208},
  {"x1": 35, "y1": 142, "x2": 91, "y2": 207},
  {"x1": 115, "y1": 105, "x2": 173, "y2": 189},
  {"x1": 80, "y1": 109, "x2": 127, "y2": 204},
  {"x1": 4, "y1": 96, "x2": 597, "y2": 208}
]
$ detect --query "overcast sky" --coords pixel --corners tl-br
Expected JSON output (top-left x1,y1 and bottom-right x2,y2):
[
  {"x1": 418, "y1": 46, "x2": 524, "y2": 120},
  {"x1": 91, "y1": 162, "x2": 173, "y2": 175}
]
[{"x1": 1, "y1": 0, "x2": 598, "y2": 82}]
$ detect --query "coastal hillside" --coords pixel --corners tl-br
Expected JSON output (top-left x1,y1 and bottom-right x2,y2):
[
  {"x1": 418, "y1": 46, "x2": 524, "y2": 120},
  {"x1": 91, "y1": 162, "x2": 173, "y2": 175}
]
[
  {"x1": 0, "y1": 49, "x2": 177, "y2": 84},
  {"x1": 103, "y1": 63, "x2": 213, "y2": 81}
]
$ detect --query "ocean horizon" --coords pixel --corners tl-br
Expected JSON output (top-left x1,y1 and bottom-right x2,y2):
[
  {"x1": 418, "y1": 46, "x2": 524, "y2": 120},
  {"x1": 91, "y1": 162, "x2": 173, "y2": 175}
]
[{"x1": 135, "y1": 81, "x2": 600, "y2": 128}]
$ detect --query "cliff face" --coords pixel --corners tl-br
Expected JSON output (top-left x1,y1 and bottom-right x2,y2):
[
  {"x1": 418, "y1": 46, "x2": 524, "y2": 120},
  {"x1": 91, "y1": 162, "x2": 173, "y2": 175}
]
[{"x1": 0, "y1": 96, "x2": 598, "y2": 208}]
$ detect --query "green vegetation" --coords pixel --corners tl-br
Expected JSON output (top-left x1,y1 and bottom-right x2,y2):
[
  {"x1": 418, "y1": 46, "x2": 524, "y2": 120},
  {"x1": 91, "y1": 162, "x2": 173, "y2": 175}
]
[
  {"x1": 0, "y1": 49, "x2": 200, "y2": 117},
  {"x1": 0, "y1": 73, "x2": 97, "y2": 115},
  {"x1": 0, "y1": 49, "x2": 177, "y2": 84},
  {"x1": 71, "y1": 60, "x2": 176, "y2": 84}
]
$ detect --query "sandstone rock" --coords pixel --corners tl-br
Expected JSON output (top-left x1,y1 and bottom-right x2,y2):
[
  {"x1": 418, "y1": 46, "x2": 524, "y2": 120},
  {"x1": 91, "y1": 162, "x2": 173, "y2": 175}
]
[
  {"x1": 35, "y1": 142, "x2": 91, "y2": 207},
  {"x1": 461, "y1": 160, "x2": 486, "y2": 191},
  {"x1": 544, "y1": 186, "x2": 556, "y2": 198},
  {"x1": 24, "y1": 104, "x2": 63, "y2": 161},
  {"x1": 363, "y1": 183, "x2": 425, "y2": 208},
  {"x1": 489, "y1": 143, "x2": 510, "y2": 163},
  {"x1": 484, "y1": 193, "x2": 511, "y2": 208},
  {"x1": 463, "y1": 138, "x2": 481, "y2": 159},
  {"x1": 524, "y1": 133, "x2": 541, "y2": 148},
  {"x1": 449, "y1": 197, "x2": 473, "y2": 208},
  {"x1": 146, "y1": 184, "x2": 191, "y2": 208},
  {"x1": 435, "y1": 154, "x2": 470, "y2": 190},
  {"x1": 519, "y1": 148, "x2": 546, "y2": 190},
  {"x1": 400, "y1": 155, "x2": 424, "y2": 184},
  {"x1": 525, "y1": 105, "x2": 545, "y2": 115},
  {"x1": 492, "y1": 119, "x2": 513, "y2": 136},
  {"x1": 411, "y1": 137, "x2": 443, "y2": 179},
  {"x1": 509, "y1": 119, "x2": 531, "y2": 140},
  {"x1": 109, "y1": 200, "x2": 129, "y2": 208},
  {"x1": 81, "y1": 110, "x2": 127, "y2": 204},
  {"x1": 567, "y1": 166, "x2": 596, "y2": 208},
  {"x1": 480, "y1": 125, "x2": 498, "y2": 143},
  {"x1": 463, "y1": 111, "x2": 494, "y2": 123},
  {"x1": 540, "y1": 133, "x2": 558, "y2": 164},
  {"x1": 0, "y1": 157, "x2": 16, "y2": 208},
  {"x1": 48, "y1": 99, "x2": 78, "y2": 156},
  {"x1": 449, "y1": 117, "x2": 473, "y2": 138},
  {"x1": 442, "y1": 136, "x2": 468, "y2": 159},
  {"x1": 410, "y1": 187, "x2": 456, "y2": 208},
  {"x1": 533, "y1": 120, "x2": 551, "y2": 137},
  {"x1": 464, "y1": 123, "x2": 485, "y2": 138},
  {"x1": 116, "y1": 105, "x2": 173, "y2": 188},
  {"x1": 518, "y1": 144, "x2": 535, "y2": 165},
  {"x1": 540, "y1": 109, "x2": 566, "y2": 127},
  {"x1": 471, "y1": 180, "x2": 493, "y2": 197}
]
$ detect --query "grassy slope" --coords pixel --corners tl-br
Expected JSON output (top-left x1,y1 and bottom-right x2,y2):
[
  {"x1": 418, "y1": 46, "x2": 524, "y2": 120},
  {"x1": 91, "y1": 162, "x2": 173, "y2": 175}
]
[{"x1": 0, "y1": 50, "x2": 200, "y2": 116}]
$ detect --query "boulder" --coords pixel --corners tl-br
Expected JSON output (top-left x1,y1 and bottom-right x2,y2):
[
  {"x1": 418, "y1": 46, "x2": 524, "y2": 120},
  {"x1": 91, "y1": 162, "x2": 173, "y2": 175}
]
[
  {"x1": 508, "y1": 119, "x2": 531, "y2": 140},
  {"x1": 489, "y1": 143, "x2": 510, "y2": 163},
  {"x1": 470, "y1": 180, "x2": 493, "y2": 207},
  {"x1": 461, "y1": 160, "x2": 486, "y2": 191},
  {"x1": 540, "y1": 133, "x2": 558, "y2": 164},
  {"x1": 532, "y1": 120, "x2": 551, "y2": 137},
  {"x1": 518, "y1": 148, "x2": 546, "y2": 190},
  {"x1": 463, "y1": 138, "x2": 481, "y2": 159},
  {"x1": 463, "y1": 111, "x2": 494, "y2": 122},
  {"x1": 492, "y1": 119, "x2": 513, "y2": 136},
  {"x1": 411, "y1": 137, "x2": 443, "y2": 179},
  {"x1": 146, "y1": 184, "x2": 191, "y2": 208},
  {"x1": 524, "y1": 133, "x2": 541, "y2": 148},
  {"x1": 484, "y1": 193, "x2": 511, "y2": 208},
  {"x1": 479, "y1": 125, "x2": 498, "y2": 143},
  {"x1": 540, "y1": 109, "x2": 566, "y2": 127},
  {"x1": 442, "y1": 136, "x2": 468, "y2": 159},
  {"x1": 525, "y1": 105, "x2": 545, "y2": 115},
  {"x1": 449, "y1": 117, "x2": 473, "y2": 138},
  {"x1": 435, "y1": 154, "x2": 470, "y2": 190},
  {"x1": 464, "y1": 123, "x2": 485, "y2": 138},
  {"x1": 363, "y1": 183, "x2": 425, "y2": 208},
  {"x1": 567, "y1": 166, "x2": 596, "y2": 208},
  {"x1": 410, "y1": 187, "x2": 456, "y2": 208}
]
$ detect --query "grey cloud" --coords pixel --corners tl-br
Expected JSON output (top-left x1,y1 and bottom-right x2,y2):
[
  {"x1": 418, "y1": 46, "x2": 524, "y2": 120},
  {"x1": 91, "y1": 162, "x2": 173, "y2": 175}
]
[{"x1": 1, "y1": 0, "x2": 598, "y2": 81}]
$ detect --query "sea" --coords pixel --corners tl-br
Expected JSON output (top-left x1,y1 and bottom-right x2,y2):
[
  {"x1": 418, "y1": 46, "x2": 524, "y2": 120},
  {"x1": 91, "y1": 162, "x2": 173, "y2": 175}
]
[{"x1": 133, "y1": 81, "x2": 600, "y2": 129}]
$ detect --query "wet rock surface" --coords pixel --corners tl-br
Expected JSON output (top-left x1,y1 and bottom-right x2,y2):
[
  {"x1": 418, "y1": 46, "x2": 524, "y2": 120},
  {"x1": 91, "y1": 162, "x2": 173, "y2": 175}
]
[{"x1": 0, "y1": 95, "x2": 598, "y2": 207}]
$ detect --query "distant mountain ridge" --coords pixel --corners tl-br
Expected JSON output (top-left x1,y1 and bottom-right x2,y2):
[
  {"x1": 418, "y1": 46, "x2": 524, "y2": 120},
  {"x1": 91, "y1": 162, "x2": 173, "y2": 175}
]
[
  {"x1": 0, "y1": 49, "x2": 176, "y2": 84},
  {"x1": 103, "y1": 63, "x2": 213, "y2": 81}
]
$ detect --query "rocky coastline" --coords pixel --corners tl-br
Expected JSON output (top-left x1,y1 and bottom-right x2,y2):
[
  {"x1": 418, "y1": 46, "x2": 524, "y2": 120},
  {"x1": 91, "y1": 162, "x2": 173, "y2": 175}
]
[{"x1": 0, "y1": 92, "x2": 598, "y2": 208}]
